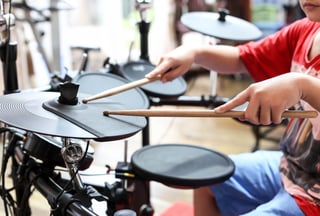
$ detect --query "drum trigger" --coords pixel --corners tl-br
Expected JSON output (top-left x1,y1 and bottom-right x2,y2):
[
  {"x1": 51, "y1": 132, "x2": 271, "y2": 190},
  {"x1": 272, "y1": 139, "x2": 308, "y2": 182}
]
[{"x1": 115, "y1": 161, "x2": 135, "y2": 179}]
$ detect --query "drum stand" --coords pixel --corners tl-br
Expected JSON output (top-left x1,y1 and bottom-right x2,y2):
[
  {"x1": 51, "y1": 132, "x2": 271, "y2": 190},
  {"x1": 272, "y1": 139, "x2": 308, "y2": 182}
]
[
  {"x1": 0, "y1": 7, "x2": 109, "y2": 215},
  {"x1": 0, "y1": 11, "x2": 20, "y2": 94},
  {"x1": 109, "y1": 160, "x2": 154, "y2": 215},
  {"x1": 0, "y1": 40, "x2": 20, "y2": 94},
  {"x1": 8, "y1": 130, "x2": 111, "y2": 215},
  {"x1": 124, "y1": 1, "x2": 190, "y2": 147},
  {"x1": 136, "y1": 2, "x2": 151, "y2": 147},
  {"x1": 58, "y1": 138, "x2": 109, "y2": 214}
]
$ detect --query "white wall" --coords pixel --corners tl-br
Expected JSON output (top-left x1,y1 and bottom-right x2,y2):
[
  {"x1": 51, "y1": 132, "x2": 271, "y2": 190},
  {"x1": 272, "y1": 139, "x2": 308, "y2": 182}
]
[{"x1": 66, "y1": 0, "x2": 176, "y2": 64}]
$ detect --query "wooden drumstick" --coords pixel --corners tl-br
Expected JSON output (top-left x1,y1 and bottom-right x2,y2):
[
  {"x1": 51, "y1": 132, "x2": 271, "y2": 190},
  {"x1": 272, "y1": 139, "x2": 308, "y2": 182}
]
[
  {"x1": 103, "y1": 109, "x2": 318, "y2": 119},
  {"x1": 82, "y1": 76, "x2": 160, "y2": 103}
]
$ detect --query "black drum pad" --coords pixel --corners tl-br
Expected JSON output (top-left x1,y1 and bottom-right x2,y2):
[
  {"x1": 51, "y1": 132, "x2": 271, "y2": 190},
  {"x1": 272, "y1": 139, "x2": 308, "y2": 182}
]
[
  {"x1": 121, "y1": 61, "x2": 187, "y2": 98},
  {"x1": 0, "y1": 92, "x2": 94, "y2": 138},
  {"x1": 75, "y1": 72, "x2": 149, "y2": 109},
  {"x1": 43, "y1": 95, "x2": 147, "y2": 141},
  {"x1": 131, "y1": 144, "x2": 235, "y2": 188}
]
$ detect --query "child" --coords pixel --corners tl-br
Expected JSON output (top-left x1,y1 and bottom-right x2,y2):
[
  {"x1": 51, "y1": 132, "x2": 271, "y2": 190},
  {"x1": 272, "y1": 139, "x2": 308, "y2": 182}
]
[{"x1": 146, "y1": 0, "x2": 320, "y2": 215}]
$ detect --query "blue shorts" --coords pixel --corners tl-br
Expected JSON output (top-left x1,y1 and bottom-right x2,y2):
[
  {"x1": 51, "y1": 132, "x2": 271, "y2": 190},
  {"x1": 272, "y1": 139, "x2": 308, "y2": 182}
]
[{"x1": 210, "y1": 150, "x2": 305, "y2": 216}]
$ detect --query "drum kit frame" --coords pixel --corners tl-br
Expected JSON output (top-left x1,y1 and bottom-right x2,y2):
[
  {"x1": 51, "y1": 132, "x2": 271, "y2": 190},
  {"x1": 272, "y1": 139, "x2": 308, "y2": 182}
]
[{"x1": 0, "y1": 1, "x2": 314, "y2": 216}]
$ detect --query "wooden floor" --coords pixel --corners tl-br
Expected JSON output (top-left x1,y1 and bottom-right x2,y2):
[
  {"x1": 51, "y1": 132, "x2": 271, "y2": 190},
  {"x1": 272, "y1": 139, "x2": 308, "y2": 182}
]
[{"x1": 0, "y1": 72, "x2": 285, "y2": 215}]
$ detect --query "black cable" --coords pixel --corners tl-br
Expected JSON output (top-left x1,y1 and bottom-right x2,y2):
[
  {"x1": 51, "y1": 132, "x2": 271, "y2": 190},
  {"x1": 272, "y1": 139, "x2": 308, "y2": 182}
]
[
  {"x1": 0, "y1": 127, "x2": 27, "y2": 216},
  {"x1": 17, "y1": 161, "x2": 41, "y2": 216},
  {"x1": 0, "y1": 127, "x2": 16, "y2": 216}
]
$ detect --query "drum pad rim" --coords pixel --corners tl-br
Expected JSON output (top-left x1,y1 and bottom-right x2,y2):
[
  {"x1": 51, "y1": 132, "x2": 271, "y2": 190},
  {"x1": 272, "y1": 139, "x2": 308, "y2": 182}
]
[{"x1": 131, "y1": 144, "x2": 235, "y2": 188}]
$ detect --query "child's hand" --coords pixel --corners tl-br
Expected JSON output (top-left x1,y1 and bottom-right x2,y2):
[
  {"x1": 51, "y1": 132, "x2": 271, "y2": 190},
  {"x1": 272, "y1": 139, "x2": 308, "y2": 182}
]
[{"x1": 215, "y1": 73, "x2": 304, "y2": 125}]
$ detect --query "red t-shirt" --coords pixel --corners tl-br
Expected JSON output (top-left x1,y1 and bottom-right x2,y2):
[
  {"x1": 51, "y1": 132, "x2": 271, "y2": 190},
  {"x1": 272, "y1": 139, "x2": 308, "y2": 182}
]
[
  {"x1": 238, "y1": 18, "x2": 320, "y2": 82},
  {"x1": 237, "y1": 18, "x2": 320, "y2": 216}
]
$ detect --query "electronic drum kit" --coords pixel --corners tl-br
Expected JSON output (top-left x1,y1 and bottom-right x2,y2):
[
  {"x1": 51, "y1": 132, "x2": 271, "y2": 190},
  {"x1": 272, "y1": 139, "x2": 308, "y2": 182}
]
[{"x1": 0, "y1": 7, "x2": 317, "y2": 214}]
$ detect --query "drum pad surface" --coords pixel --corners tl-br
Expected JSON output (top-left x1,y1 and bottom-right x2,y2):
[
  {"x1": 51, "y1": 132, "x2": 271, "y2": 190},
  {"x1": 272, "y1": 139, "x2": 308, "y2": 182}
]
[
  {"x1": 43, "y1": 95, "x2": 146, "y2": 141},
  {"x1": 131, "y1": 144, "x2": 235, "y2": 188}
]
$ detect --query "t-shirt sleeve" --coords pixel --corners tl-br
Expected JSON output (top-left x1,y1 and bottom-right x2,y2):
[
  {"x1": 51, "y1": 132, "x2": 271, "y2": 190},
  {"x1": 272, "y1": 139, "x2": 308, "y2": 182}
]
[{"x1": 237, "y1": 20, "x2": 303, "y2": 82}]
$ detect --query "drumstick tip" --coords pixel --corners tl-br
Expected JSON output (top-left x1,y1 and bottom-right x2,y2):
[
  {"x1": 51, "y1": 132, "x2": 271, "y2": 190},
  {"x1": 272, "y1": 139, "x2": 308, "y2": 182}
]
[
  {"x1": 103, "y1": 110, "x2": 110, "y2": 116},
  {"x1": 82, "y1": 99, "x2": 88, "y2": 104}
]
